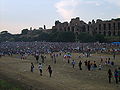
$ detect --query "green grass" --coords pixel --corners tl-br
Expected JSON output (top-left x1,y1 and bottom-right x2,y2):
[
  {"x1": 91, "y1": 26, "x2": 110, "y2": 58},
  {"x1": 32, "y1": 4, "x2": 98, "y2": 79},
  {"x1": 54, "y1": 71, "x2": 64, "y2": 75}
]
[{"x1": 0, "y1": 79, "x2": 22, "y2": 90}]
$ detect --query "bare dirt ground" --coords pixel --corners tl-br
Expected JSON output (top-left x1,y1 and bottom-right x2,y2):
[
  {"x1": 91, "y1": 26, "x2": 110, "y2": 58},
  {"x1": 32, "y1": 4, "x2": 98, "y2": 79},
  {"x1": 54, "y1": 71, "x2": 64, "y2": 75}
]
[{"x1": 0, "y1": 53, "x2": 120, "y2": 90}]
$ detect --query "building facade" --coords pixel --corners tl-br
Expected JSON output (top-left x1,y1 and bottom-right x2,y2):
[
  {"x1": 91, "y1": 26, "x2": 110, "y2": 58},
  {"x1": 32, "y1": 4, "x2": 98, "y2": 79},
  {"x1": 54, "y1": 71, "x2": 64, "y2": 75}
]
[{"x1": 52, "y1": 17, "x2": 120, "y2": 36}]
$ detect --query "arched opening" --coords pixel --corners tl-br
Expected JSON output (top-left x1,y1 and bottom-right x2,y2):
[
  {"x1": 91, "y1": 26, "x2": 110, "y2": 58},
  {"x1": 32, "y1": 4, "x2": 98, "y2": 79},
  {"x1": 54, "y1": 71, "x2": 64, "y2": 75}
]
[
  {"x1": 108, "y1": 31, "x2": 111, "y2": 36},
  {"x1": 118, "y1": 31, "x2": 120, "y2": 36},
  {"x1": 113, "y1": 31, "x2": 116, "y2": 36},
  {"x1": 72, "y1": 26, "x2": 74, "y2": 32},
  {"x1": 68, "y1": 27, "x2": 70, "y2": 31},
  {"x1": 104, "y1": 31, "x2": 106, "y2": 36}
]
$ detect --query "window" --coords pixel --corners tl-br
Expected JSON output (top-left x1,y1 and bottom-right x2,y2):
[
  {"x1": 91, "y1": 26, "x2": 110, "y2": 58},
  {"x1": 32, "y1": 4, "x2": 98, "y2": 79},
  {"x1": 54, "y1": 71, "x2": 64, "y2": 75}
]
[
  {"x1": 118, "y1": 22, "x2": 120, "y2": 30},
  {"x1": 104, "y1": 31, "x2": 106, "y2": 36},
  {"x1": 118, "y1": 31, "x2": 120, "y2": 36},
  {"x1": 108, "y1": 23, "x2": 111, "y2": 30},
  {"x1": 68, "y1": 27, "x2": 70, "y2": 31},
  {"x1": 113, "y1": 23, "x2": 115, "y2": 30},
  {"x1": 113, "y1": 31, "x2": 116, "y2": 36},
  {"x1": 88, "y1": 25, "x2": 89, "y2": 31},
  {"x1": 72, "y1": 26, "x2": 74, "y2": 32},
  {"x1": 108, "y1": 31, "x2": 111, "y2": 36},
  {"x1": 99, "y1": 24, "x2": 101, "y2": 30},
  {"x1": 103, "y1": 24, "x2": 106, "y2": 30}
]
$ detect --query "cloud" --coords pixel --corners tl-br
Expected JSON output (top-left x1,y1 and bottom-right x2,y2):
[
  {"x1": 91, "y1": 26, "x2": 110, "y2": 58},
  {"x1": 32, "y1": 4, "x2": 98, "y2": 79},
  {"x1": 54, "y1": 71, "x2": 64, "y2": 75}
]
[
  {"x1": 105, "y1": 0, "x2": 120, "y2": 6},
  {"x1": 55, "y1": 0, "x2": 120, "y2": 21},
  {"x1": 55, "y1": 0, "x2": 80, "y2": 21},
  {"x1": 55, "y1": 0, "x2": 102, "y2": 21},
  {"x1": 85, "y1": 0, "x2": 102, "y2": 6},
  {"x1": 117, "y1": 15, "x2": 120, "y2": 18}
]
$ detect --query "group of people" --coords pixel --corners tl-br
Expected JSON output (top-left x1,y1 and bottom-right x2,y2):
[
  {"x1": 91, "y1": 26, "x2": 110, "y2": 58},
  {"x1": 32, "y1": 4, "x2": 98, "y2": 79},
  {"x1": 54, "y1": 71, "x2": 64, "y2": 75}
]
[
  {"x1": 108, "y1": 68, "x2": 120, "y2": 84},
  {"x1": 31, "y1": 63, "x2": 52, "y2": 77},
  {"x1": 0, "y1": 42, "x2": 120, "y2": 57},
  {"x1": 0, "y1": 41, "x2": 120, "y2": 84}
]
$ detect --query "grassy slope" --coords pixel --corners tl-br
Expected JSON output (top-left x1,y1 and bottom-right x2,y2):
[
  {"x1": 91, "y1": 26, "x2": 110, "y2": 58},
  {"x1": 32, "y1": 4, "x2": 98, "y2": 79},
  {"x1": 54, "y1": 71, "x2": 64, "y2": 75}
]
[{"x1": 0, "y1": 53, "x2": 120, "y2": 90}]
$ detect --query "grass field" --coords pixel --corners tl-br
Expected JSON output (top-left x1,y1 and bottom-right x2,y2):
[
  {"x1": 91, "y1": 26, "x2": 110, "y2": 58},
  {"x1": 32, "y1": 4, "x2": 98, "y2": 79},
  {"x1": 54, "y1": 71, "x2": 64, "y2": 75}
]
[
  {"x1": 0, "y1": 53, "x2": 120, "y2": 90},
  {"x1": 0, "y1": 79, "x2": 23, "y2": 90}
]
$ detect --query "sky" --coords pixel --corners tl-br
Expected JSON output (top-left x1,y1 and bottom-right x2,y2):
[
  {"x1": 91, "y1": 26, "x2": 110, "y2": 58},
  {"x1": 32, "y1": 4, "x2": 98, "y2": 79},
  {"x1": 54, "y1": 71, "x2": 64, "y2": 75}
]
[{"x1": 0, "y1": 0, "x2": 120, "y2": 34}]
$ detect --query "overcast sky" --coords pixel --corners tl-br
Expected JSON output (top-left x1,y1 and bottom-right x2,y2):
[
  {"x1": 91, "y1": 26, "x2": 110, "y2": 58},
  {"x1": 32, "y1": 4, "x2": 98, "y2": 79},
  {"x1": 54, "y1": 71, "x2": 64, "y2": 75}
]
[{"x1": 0, "y1": 0, "x2": 120, "y2": 34}]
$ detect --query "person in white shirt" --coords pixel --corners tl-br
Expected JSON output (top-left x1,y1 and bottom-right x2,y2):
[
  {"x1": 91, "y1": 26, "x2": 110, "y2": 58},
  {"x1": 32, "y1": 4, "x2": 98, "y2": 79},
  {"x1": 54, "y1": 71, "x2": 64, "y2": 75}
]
[{"x1": 38, "y1": 63, "x2": 42, "y2": 76}]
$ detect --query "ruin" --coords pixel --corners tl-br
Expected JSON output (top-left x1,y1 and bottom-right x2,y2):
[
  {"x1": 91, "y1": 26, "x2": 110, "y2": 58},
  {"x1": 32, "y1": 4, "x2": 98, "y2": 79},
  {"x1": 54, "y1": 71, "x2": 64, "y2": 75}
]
[{"x1": 52, "y1": 17, "x2": 120, "y2": 36}]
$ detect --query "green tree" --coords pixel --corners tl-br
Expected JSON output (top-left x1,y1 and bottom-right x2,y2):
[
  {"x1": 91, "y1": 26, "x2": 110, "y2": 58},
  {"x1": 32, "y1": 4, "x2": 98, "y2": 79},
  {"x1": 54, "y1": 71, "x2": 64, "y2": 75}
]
[
  {"x1": 56, "y1": 31, "x2": 75, "y2": 42},
  {"x1": 94, "y1": 34, "x2": 105, "y2": 43},
  {"x1": 78, "y1": 33, "x2": 94, "y2": 42},
  {"x1": 21, "y1": 29, "x2": 29, "y2": 35}
]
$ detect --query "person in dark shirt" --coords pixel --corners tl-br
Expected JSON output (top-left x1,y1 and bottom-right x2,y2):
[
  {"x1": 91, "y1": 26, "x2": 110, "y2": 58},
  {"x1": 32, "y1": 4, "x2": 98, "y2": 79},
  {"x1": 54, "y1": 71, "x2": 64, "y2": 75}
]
[
  {"x1": 35, "y1": 54, "x2": 39, "y2": 63},
  {"x1": 47, "y1": 65, "x2": 52, "y2": 77},
  {"x1": 84, "y1": 60, "x2": 88, "y2": 67},
  {"x1": 79, "y1": 60, "x2": 82, "y2": 70},
  {"x1": 114, "y1": 69, "x2": 119, "y2": 84},
  {"x1": 108, "y1": 69, "x2": 112, "y2": 83},
  {"x1": 87, "y1": 61, "x2": 91, "y2": 71},
  {"x1": 41, "y1": 54, "x2": 44, "y2": 63},
  {"x1": 118, "y1": 67, "x2": 120, "y2": 82},
  {"x1": 31, "y1": 63, "x2": 34, "y2": 72}
]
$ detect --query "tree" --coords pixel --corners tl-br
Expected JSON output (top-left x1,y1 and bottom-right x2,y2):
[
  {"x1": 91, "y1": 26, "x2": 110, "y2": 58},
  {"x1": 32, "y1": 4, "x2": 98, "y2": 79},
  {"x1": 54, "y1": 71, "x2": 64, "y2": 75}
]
[
  {"x1": 78, "y1": 33, "x2": 94, "y2": 42},
  {"x1": 1, "y1": 31, "x2": 8, "y2": 34},
  {"x1": 94, "y1": 34, "x2": 105, "y2": 43},
  {"x1": 56, "y1": 31, "x2": 75, "y2": 42},
  {"x1": 36, "y1": 32, "x2": 49, "y2": 41},
  {"x1": 21, "y1": 29, "x2": 29, "y2": 35}
]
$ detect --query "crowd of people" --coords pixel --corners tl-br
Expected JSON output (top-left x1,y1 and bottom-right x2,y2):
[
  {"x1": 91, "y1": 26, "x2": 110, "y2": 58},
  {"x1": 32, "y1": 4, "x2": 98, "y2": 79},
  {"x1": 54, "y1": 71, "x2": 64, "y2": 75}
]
[
  {"x1": 0, "y1": 41, "x2": 120, "y2": 84},
  {"x1": 0, "y1": 42, "x2": 120, "y2": 56}
]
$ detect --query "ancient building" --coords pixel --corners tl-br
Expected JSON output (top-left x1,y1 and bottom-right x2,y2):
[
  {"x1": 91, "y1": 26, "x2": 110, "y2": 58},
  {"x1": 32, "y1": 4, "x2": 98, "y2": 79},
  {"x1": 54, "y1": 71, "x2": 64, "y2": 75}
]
[{"x1": 52, "y1": 17, "x2": 120, "y2": 36}]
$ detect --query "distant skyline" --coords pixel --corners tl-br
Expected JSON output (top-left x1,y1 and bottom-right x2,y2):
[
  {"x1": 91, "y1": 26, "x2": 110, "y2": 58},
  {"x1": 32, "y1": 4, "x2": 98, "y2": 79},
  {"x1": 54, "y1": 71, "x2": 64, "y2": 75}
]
[{"x1": 0, "y1": 0, "x2": 120, "y2": 34}]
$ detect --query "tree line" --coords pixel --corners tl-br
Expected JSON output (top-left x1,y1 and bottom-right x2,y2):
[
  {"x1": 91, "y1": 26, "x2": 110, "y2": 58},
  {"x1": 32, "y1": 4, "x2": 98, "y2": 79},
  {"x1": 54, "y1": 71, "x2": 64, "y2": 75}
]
[{"x1": 0, "y1": 29, "x2": 119, "y2": 42}]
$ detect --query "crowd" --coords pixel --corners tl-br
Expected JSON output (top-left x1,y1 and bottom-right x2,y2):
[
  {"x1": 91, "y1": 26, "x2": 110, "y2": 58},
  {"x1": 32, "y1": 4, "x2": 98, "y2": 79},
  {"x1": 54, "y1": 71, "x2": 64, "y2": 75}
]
[
  {"x1": 0, "y1": 42, "x2": 120, "y2": 84},
  {"x1": 0, "y1": 42, "x2": 120, "y2": 56}
]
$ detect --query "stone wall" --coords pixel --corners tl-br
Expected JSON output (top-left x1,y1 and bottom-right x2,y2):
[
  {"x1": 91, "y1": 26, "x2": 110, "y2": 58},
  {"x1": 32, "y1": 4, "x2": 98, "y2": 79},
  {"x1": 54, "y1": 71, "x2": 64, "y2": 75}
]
[{"x1": 52, "y1": 17, "x2": 120, "y2": 36}]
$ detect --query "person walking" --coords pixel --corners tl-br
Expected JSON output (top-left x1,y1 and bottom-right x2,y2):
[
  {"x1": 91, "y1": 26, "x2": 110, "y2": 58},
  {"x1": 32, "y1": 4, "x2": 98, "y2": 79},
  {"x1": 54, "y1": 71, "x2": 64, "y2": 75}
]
[
  {"x1": 35, "y1": 54, "x2": 39, "y2": 63},
  {"x1": 47, "y1": 65, "x2": 52, "y2": 77},
  {"x1": 31, "y1": 63, "x2": 34, "y2": 72},
  {"x1": 38, "y1": 63, "x2": 42, "y2": 76},
  {"x1": 87, "y1": 61, "x2": 91, "y2": 71},
  {"x1": 72, "y1": 60, "x2": 75, "y2": 68},
  {"x1": 108, "y1": 69, "x2": 112, "y2": 83},
  {"x1": 79, "y1": 60, "x2": 82, "y2": 70},
  {"x1": 98, "y1": 64, "x2": 102, "y2": 70},
  {"x1": 114, "y1": 69, "x2": 119, "y2": 84},
  {"x1": 41, "y1": 54, "x2": 44, "y2": 63},
  {"x1": 118, "y1": 67, "x2": 120, "y2": 82}
]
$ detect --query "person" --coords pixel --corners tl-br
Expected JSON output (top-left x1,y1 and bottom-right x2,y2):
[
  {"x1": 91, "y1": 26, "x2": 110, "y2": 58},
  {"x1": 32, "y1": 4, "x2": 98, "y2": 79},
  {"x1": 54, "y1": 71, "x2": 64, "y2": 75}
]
[
  {"x1": 79, "y1": 60, "x2": 82, "y2": 70},
  {"x1": 118, "y1": 67, "x2": 120, "y2": 82},
  {"x1": 98, "y1": 64, "x2": 102, "y2": 70},
  {"x1": 54, "y1": 57, "x2": 56, "y2": 64},
  {"x1": 47, "y1": 65, "x2": 52, "y2": 77},
  {"x1": 38, "y1": 63, "x2": 42, "y2": 76},
  {"x1": 41, "y1": 55, "x2": 44, "y2": 63},
  {"x1": 31, "y1": 63, "x2": 34, "y2": 72},
  {"x1": 114, "y1": 69, "x2": 119, "y2": 84},
  {"x1": 35, "y1": 54, "x2": 39, "y2": 63},
  {"x1": 93, "y1": 61, "x2": 97, "y2": 70},
  {"x1": 84, "y1": 60, "x2": 87, "y2": 67},
  {"x1": 111, "y1": 61, "x2": 114, "y2": 66},
  {"x1": 68, "y1": 59, "x2": 70, "y2": 64},
  {"x1": 87, "y1": 61, "x2": 91, "y2": 71},
  {"x1": 72, "y1": 60, "x2": 75, "y2": 68},
  {"x1": 91, "y1": 63, "x2": 94, "y2": 70},
  {"x1": 108, "y1": 69, "x2": 112, "y2": 83}
]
